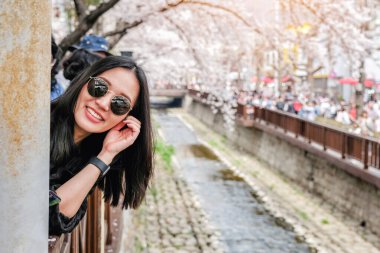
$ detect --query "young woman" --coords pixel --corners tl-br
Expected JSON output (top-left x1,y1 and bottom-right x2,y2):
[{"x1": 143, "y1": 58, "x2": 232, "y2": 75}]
[{"x1": 49, "y1": 56, "x2": 153, "y2": 235}]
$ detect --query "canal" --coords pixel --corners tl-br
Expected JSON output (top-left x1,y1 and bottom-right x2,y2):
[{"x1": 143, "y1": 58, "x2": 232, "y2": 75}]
[{"x1": 155, "y1": 110, "x2": 311, "y2": 253}]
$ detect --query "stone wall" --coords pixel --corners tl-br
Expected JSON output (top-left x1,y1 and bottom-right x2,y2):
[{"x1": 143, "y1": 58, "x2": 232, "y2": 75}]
[{"x1": 186, "y1": 98, "x2": 380, "y2": 237}]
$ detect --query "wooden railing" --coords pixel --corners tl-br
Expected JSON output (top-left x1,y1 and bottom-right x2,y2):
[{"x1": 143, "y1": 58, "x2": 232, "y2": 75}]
[
  {"x1": 187, "y1": 89, "x2": 380, "y2": 174},
  {"x1": 236, "y1": 104, "x2": 380, "y2": 171},
  {"x1": 48, "y1": 188, "x2": 123, "y2": 253}
]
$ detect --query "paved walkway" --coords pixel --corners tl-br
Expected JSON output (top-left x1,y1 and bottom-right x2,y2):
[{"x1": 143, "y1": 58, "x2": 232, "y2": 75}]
[{"x1": 122, "y1": 158, "x2": 224, "y2": 253}]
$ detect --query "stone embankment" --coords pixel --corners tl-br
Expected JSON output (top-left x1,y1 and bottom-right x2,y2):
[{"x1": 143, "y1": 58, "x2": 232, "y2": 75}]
[{"x1": 122, "y1": 152, "x2": 223, "y2": 253}]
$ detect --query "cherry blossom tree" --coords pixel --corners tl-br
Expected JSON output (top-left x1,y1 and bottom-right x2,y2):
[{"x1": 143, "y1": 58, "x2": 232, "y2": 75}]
[
  {"x1": 54, "y1": 0, "x2": 380, "y2": 129},
  {"x1": 54, "y1": 0, "x2": 261, "y2": 130},
  {"x1": 276, "y1": 0, "x2": 375, "y2": 84}
]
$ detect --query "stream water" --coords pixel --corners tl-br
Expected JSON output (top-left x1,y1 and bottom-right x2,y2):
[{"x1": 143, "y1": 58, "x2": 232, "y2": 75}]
[{"x1": 155, "y1": 111, "x2": 310, "y2": 253}]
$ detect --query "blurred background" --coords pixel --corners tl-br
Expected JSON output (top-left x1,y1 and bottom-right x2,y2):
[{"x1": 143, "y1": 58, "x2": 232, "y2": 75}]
[
  {"x1": 52, "y1": 0, "x2": 380, "y2": 135},
  {"x1": 48, "y1": 1, "x2": 380, "y2": 253}
]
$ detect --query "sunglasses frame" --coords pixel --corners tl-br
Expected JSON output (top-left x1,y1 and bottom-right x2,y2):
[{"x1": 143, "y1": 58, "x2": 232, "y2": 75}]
[{"x1": 87, "y1": 76, "x2": 132, "y2": 116}]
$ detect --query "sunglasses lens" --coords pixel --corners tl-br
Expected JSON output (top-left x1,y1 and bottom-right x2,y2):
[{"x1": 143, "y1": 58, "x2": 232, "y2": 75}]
[
  {"x1": 111, "y1": 96, "x2": 131, "y2": 115},
  {"x1": 88, "y1": 78, "x2": 108, "y2": 97}
]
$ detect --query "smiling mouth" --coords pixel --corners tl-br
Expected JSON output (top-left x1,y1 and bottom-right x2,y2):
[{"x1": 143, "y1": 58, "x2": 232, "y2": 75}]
[{"x1": 86, "y1": 106, "x2": 104, "y2": 121}]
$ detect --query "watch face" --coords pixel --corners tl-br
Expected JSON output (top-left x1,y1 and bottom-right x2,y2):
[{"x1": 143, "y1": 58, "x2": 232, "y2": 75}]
[{"x1": 49, "y1": 190, "x2": 61, "y2": 206}]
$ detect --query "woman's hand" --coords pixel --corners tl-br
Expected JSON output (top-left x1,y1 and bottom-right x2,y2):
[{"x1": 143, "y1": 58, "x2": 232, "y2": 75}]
[{"x1": 99, "y1": 116, "x2": 141, "y2": 163}]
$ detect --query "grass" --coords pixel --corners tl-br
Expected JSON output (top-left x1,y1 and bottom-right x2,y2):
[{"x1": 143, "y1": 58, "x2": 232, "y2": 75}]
[
  {"x1": 251, "y1": 171, "x2": 259, "y2": 178},
  {"x1": 221, "y1": 134, "x2": 228, "y2": 144},
  {"x1": 298, "y1": 210, "x2": 309, "y2": 221},
  {"x1": 321, "y1": 218, "x2": 329, "y2": 225},
  {"x1": 233, "y1": 159, "x2": 242, "y2": 167},
  {"x1": 208, "y1": 137, "x2": 227, "y2": 152},
  {"x1": 150, "y1": 186, "x2": 158, "y2": 198},
  {"x1": 208, "y1": 139, "x2": 219, "y2": 148},
  {"x1": 134, "y1": 237, "x2": 145, "y2": 253},
  {"x1": 154, "y1": 137, "x2": 175, "y2": 172}
]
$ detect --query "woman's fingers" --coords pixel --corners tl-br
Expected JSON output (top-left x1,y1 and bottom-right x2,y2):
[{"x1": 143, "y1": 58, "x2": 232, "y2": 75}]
[
  {"x1": 123, "y1": 120, "x2": 140, "y2": 129},
  {"x1": 102, "y1": 116, "x2": 142, "y2": 154},
  {"x1": 125, "y1": 121, "x2": 140, "y2": 135},
  {"x1": 123, "y1": 116, "x2": 141, "y2": 126},
  {"x1": 112, "y1": 120, "x2": 127, "y2": 131}
]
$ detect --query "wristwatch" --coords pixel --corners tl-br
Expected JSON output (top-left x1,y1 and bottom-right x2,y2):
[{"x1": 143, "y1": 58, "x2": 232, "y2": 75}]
[{"x1": 89, "y1": 156, "x2": 111, "y2": 177}]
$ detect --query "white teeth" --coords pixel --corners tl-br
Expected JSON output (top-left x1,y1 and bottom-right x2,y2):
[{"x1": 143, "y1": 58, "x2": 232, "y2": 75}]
[{"x1": 87, "y1": 107, "x2": 103, "y2": 120}]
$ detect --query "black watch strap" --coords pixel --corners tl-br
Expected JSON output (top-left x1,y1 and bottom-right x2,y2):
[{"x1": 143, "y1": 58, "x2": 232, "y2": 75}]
[{"x1": 89, "y1": 156, "x2": 111, "y2": 176}]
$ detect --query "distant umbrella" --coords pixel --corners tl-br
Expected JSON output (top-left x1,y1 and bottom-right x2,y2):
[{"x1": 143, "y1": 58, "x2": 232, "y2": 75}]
[
  {"x1": 281, "y1": 75, "x2": 294, "y2": 83},
  {"x1": 364, "y1": 79, "x2": 375, "y2": 88},
  {"x1": 262, "y1": 76, "x2": 274, "y2": 84},
  {"x1": 338, "y1": 77, "x2": 359, "y2": 85}
]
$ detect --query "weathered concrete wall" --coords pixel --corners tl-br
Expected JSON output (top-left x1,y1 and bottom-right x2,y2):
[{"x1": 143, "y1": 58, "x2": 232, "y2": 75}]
[
  {"x1": 186, "y1": 98, "x2": 380, "y2": 237},
  {"x1": 0, "y1": 1, "x2": 51, "y2": 252}
]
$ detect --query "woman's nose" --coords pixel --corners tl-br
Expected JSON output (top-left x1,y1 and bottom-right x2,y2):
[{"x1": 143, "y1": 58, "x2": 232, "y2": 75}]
[{"x1": 95, "y1": 93, "x2": 112, "y2": 112}]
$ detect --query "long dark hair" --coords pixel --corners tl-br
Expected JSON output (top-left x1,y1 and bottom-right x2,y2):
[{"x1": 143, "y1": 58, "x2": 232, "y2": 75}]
[
  {"x1": 51, "y1": 56, "x2": 153, "y2": 209},
  {"x1": 63, "y1": 49, "x2": 102, "y2": 81}
]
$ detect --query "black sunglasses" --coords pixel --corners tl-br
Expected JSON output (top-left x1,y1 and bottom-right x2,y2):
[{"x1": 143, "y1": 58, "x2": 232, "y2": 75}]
[{"x1": 87, "y1": 76, "x2": 132, "y2": 116}]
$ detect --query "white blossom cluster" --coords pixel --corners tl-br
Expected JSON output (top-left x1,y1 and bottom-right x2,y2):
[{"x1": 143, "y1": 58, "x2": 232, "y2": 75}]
[
  {"x1": 195, "y1": 85, "x2": 238, "y2": 131},
  {"x1": 274, "y1": 0, "x2": 377, "y2": 79}
]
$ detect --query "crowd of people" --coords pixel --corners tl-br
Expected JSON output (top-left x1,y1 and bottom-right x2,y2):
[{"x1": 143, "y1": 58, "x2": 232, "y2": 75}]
[{"x1": 237, "y1": 89, "x2": 380, "y2": 137}]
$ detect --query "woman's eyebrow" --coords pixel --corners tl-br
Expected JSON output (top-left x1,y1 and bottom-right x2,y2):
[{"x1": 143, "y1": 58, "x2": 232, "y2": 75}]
[{"x1": 99, "y1": 76, "x2": 132, "y2": 102}]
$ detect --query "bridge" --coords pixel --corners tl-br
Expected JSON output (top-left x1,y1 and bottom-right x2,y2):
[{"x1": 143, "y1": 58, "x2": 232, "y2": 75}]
[
  {"x1": 149, "y1": 89, "x2": 187, "y2": 108},
  {"x1": 149, "y1": 89, "x2": 187, "y2": 97}
]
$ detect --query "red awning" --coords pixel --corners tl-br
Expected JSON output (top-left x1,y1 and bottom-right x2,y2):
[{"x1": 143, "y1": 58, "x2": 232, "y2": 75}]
[
  {"x1": 364, "y1": 79, "x2": 375, "y2": 88},
  {"x1": 262, "y1": 76, "x2": 274, "y2": 84},
  {"x1": 338, "y1": 77, "x2": 359, "y2": 85}
]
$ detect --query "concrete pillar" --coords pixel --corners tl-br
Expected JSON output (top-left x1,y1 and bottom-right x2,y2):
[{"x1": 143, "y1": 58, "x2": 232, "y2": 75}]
[{"x1": 0, "y1": 1, "x2": 51, "y2": 253}]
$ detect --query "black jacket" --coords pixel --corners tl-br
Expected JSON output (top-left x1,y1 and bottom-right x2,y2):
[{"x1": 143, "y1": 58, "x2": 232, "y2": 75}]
[{"x1": 49, "y1": 153, "x2": 89, "y2": 236}]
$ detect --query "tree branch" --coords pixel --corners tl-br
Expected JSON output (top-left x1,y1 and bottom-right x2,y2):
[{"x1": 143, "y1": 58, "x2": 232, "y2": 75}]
[
  {"x1": 180, "y1": 0, "x2": 263, "y2": 35},
  {"x1": 103, "y1": 20, "x2": 142, "y2": 37},
  {"x1": 103, "y1": 0, "x2": 190, "y2": 49},
  {"x1": 107, "y1": 20, "x2": 144, "y2": 49},
  {"x1": 311, "y1": 66, "x2": 323, "y2": 75},
  {"x1": 296, "y1": 0, "x2": 358, "y2": 56},
  {"x1": 58, "y1": 0, "x2": 120, "y2": 57},
  {"x1": 73, "y1": 0, "x2": 87, "y2": 20},
  {"x1": 163, "y1": 15, "x2": 204, "y2": 68},
  {"x1": 96, "y1": 0, "x2": 273, "y2": 58}
]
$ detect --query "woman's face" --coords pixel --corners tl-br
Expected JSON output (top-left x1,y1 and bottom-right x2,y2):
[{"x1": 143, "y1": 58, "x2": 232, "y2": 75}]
[{"x1": 74, "y1": 67, "x2": 140, "y2": 138}]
